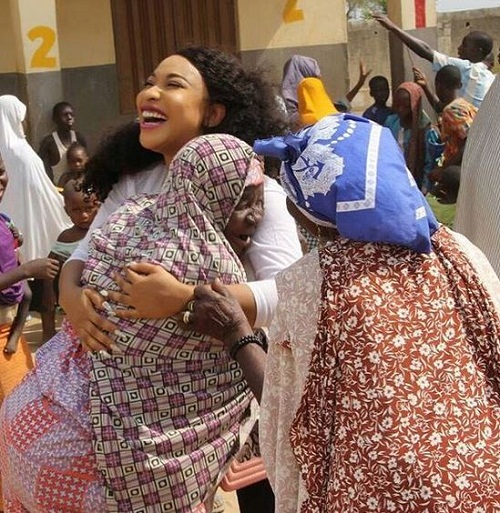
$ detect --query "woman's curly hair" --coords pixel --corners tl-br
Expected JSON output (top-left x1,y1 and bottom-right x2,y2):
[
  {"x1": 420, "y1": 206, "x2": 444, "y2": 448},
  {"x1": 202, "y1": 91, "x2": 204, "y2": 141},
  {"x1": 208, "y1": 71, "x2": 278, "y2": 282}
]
[
  {"x1": 82, "y1": 122, "x2": 160, "y2": 201},
  {"x1": 84, "y1": 46, "x2": 288, "y2": 200}
]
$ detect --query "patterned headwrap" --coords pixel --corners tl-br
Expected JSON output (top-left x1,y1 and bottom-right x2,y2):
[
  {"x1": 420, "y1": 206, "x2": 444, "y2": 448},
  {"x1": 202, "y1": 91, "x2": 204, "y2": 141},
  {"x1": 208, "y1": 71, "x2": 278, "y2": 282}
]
[
  {"x1": 254, "y1": 113, "x2": 438, "y2": 253},
  {"x1": 440, "y1": 97, "x2": 477, "y2": 164}
]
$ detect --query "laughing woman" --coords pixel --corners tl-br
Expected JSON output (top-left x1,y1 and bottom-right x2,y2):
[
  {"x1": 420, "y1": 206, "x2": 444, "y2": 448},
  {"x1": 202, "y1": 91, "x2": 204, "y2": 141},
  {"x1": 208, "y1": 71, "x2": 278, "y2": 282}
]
[{"x1": 0, "y1": 47, "x2": 301, "y2": 513}]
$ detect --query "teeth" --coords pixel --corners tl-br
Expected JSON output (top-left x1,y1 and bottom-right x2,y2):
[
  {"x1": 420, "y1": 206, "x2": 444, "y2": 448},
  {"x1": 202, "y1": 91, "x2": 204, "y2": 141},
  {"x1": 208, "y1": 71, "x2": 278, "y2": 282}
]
[{"x1": 142, "y1": 110, "x2": 167, "y2": 121}]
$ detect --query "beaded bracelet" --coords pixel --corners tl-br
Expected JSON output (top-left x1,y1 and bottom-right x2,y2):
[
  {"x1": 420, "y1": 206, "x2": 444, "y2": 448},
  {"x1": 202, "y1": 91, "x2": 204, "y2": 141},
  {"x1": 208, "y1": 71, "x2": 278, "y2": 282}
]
[{"x1": 229, "y1": 334, "x2": 263, "y2": 360}]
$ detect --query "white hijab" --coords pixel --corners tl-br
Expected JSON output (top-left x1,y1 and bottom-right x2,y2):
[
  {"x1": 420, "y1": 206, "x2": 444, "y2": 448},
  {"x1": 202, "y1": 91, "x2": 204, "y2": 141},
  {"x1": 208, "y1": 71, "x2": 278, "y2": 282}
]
[{"x1": 0, "y1": 95, "x2": 71, "y2": 261}]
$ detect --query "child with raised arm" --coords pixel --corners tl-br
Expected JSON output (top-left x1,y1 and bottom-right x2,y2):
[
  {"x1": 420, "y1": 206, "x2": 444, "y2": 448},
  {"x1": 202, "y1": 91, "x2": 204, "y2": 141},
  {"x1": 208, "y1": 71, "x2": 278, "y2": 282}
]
[
  {"x1": 373, "y1": 13, "x2": 494, "y2": 107},
  {"x1": 362, "y1": 75, "x2": 393, "y2": 125}
]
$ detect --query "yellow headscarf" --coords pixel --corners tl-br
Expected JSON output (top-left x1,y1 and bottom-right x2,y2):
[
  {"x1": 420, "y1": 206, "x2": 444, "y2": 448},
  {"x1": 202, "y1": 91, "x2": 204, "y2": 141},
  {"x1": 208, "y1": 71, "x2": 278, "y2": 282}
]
[{"x1": 297, "y1": 77, "x2": 338, "y2": 127}]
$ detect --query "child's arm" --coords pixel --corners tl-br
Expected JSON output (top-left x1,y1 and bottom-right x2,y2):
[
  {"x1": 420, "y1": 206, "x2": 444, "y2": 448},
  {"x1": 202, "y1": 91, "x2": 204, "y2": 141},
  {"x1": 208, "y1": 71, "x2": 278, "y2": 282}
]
[
  {"x1": 40, "y1": 252, "x2": 61, "y2": 343},
  {"x1": 2, "y1": 258, "x2": 60, "y2": 352},
  {"x1": 4, "y1": 282, "x2": 32, "y2": 354},
  {"x1": 413, "y1": 67, "x2": 443, "y2": 113},
  {"x1": 0, "y1": 258, "x2": 60, "y2": 291},
  {"x1": 345, "y1": 60, "x2": 372, "y2": 103}
]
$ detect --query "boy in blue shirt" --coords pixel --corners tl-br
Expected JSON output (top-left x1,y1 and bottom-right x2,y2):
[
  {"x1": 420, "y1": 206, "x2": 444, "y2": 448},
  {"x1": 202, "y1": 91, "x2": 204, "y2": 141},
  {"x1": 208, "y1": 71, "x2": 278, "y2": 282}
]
[{"x1": 363, "y1": 75, "x2": 393, "y2": 125}]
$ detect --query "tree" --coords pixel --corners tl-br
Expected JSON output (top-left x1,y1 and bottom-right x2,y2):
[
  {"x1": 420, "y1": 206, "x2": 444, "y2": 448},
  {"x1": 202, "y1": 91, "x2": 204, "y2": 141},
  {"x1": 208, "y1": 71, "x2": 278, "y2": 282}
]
[{"x1": 346, "y1": 0, "x2": 387, "y2": 20}]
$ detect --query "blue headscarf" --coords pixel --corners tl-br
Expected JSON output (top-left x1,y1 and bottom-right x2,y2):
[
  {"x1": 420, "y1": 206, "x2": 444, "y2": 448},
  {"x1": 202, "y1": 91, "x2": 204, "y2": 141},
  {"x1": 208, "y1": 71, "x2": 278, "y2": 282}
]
[{"x1": 254, "y1": 114, "x2": 438, "y2": 253}]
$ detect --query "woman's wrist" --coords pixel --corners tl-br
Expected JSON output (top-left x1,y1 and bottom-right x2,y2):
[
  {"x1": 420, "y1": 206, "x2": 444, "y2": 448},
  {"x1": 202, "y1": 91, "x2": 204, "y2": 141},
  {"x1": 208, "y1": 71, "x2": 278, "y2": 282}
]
[
  {"x1": 166, "y1": 282, "x2": 195, "y2": 316},
  {"x1": 179, "y1": 283, "x2": 195, "y2": 308},
  {"x1": 228, "y1": 333, "x2": 264, "y2": 360},
  {"x1": 222, "y1": 317, "x2": 253, "y2": 350}
]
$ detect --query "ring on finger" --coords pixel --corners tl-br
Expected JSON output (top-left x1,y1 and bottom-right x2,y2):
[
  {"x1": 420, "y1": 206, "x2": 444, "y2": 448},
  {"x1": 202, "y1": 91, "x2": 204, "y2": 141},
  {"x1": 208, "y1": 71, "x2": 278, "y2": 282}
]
[
  {"x1": 187, "y1": 300, "x2": 195, "y2": 313},
  {"x1": 182, "y1": 310, "x2": 193, "y2": 325}
]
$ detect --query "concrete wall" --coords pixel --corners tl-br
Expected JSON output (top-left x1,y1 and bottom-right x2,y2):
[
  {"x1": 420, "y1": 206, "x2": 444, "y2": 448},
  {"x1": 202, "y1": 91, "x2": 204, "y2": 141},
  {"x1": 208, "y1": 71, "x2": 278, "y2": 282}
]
[
  {"x1": 347, "y1": 20, "x2": 392, "y2": 112},
  {"x1": 240, "y1": 44, "x2": 349, "y2": 108},
  {"x1": 54, "y1": 0, "x2": 126, "y2": 150},
  {"x1": 237, "y1": 0, "x2": 350, "y2": 114},
  {"x1": 347, "y1": 21, "x2": 437, "y2": 116},
  {"x1": 0, "y1": 0, "x2": 18, "y2": 74},
  {"x1": 1, "y1": 1, "x2": 497, "y2": 149},
  {"x1": 0, "y1": 0, "x2": 126, "y2": 149}
]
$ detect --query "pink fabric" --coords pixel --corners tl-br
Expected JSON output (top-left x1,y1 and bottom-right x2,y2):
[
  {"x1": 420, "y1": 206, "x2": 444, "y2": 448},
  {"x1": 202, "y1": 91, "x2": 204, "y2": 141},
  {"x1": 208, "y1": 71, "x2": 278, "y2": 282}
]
[
  {"x1": 0, "y1": 321, "x2": 105, "y2": 513},
  {"x1": 0, "y1": 134, "x2": 262, "y2": 512}
]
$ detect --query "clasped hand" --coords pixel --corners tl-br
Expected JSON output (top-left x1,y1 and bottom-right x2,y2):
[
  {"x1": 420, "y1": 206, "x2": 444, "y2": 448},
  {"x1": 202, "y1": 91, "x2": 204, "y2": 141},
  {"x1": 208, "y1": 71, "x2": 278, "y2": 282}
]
[{"x1": 75, "y1": 262, "x2": 193, "y2": 353}]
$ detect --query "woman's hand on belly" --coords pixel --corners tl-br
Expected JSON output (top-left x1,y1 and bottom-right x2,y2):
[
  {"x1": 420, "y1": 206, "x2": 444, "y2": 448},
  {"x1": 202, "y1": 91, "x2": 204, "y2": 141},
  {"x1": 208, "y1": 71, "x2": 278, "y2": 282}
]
[
  {"x1": 59, "y1": 260, "x2": 118, "y2": 353},
  {"x1": 76, "y1": 288, "x2": 119, "y2": 352}
]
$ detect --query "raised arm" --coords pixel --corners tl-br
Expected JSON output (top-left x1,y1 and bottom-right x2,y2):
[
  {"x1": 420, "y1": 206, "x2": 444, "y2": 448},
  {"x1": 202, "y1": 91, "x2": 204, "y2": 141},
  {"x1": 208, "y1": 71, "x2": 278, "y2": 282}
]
[
  {"x1": 373, "y1": 14, "x2": 434, "y2": 62},
  {"x1": 413, "y1": 67, "x2": 443, "y2": 113},
  {"x1": 346, "y1": 61, "x2": 372, "y2": 104}
]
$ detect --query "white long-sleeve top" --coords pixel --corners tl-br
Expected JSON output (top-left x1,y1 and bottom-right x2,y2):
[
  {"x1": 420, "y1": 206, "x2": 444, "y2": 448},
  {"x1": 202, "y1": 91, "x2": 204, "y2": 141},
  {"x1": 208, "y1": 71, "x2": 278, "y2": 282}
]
[{"x1": 68, "y1": 164, "x2": 303, "y2": 327}]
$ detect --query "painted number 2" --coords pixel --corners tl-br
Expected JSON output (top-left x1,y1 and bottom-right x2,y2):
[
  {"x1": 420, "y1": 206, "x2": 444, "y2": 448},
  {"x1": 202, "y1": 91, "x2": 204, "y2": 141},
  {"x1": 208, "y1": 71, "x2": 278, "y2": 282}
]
[
  {"x1": 28, "y1": 26, "x2": 57, "y2": 69},
  {"x1": 283, "y1": 0, "x2": 304, "y2": 23}
]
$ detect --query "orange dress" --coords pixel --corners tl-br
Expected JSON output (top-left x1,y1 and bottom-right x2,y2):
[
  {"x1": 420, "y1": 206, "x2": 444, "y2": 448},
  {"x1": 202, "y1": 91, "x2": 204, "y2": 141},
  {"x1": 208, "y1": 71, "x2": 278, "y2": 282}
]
[{"x1": 0, "y1": 323, "x2": 33, "y2": 401}]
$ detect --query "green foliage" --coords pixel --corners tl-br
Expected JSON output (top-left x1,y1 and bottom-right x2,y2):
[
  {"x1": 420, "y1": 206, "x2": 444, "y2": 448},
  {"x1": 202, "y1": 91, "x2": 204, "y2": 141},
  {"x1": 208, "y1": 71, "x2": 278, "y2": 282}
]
[{"x1": 347, "y1": 0, "x2": 387, "y2": 20}]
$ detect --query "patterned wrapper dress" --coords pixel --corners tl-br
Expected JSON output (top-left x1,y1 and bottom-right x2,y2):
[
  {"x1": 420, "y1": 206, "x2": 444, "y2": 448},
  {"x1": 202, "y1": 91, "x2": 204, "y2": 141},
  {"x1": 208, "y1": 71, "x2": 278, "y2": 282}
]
[{"x1": 0, "y1": 135, "x2": 259, "y2": 512}]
